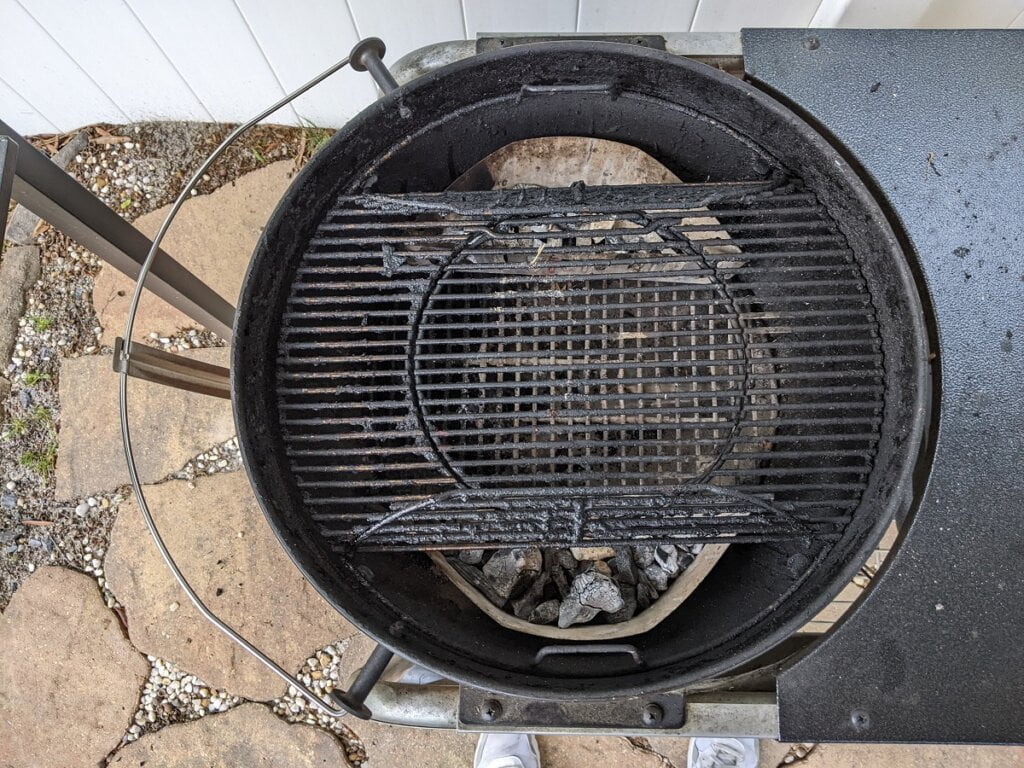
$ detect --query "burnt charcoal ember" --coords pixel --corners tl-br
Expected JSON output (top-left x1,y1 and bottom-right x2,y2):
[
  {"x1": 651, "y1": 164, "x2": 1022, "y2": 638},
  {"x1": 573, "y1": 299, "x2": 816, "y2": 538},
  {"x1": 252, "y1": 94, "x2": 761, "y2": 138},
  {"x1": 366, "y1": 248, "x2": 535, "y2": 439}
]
[
  {"x1": 544, "y1": 549, "x2": 573, "y2": 599},
  {"x1": 558, "y1": 570, "x2": 625, "y2": 628},
  {"x1": 550, "y1": 563, "x2": 571, "y2": 599},
  {"x1": 528, "y1": 599, "x2": 561, "y2": 625},
  {"x1": 643, "y1": 563, "x2": 670, "y2": 592},
  {"x1": 636, "y1": 571, "x2": 660, "y2": 609},
  {"x1": 570, "y1": 546, "x2": 616, "y2": 561},
  {"x1": 553, "y1": 549, "x2": 577, "y2": 571},
  {"x1": 483, "y1": 547, "x2": 542, "y2": 600},
  {"x1": 610, "y1": 548, "x2": 637, "y2": 586},
  {"x1": 511, "y1": 571, "x2": 551, "y2": 620},
  {"x1": 458, "y1": 549, "x2": 485, "y2": 565},
  {"x1": 632, "y1": 544, "x2": 657, "y2": 568},
  {"x1": 448, "y1": 557, "x2": 507, "y2": 608},
  {"x1": 654, "y1": 545, "x2": 680, "y2": 577},
  {"x1": 605, "y1": 583, "x2": 638, "y2": 623}
]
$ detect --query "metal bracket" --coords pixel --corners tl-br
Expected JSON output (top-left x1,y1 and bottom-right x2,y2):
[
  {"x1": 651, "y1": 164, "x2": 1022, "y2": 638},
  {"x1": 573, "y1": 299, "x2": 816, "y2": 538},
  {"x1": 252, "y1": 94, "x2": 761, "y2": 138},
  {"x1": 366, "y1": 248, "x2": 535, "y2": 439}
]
[
  {"x1": 0, "y1": 136, "x2": 17, "y2": 240},
  {"x1": 113, "y1": 337, "x2": 230, "y2": 399},
  {"x1": 458, "y1": 687, "x2": 686, "y2": 731}
]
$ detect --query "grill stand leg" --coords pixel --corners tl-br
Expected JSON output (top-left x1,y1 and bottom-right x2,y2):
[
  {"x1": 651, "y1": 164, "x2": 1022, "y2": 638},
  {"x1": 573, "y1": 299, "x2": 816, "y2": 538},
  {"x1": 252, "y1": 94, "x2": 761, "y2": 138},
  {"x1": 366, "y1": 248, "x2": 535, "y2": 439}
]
[{"x1": 0, "y1": 119, "x2": 235, "y2": 339}]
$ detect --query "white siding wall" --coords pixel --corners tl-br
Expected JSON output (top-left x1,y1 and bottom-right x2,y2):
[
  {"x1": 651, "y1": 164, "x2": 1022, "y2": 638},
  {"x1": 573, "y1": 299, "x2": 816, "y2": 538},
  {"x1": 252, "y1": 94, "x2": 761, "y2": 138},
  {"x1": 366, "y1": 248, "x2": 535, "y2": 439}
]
[{"x1": 3, "y1": 0, "x2": 1024, "y2": 134}]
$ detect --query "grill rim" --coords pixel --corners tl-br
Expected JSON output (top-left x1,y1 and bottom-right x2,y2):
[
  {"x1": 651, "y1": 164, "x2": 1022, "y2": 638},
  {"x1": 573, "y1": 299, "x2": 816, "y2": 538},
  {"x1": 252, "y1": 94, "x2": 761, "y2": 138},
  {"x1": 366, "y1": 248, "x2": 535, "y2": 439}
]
[{"x1": 231, "y1": 41, "x2": 930, "y2": 700}]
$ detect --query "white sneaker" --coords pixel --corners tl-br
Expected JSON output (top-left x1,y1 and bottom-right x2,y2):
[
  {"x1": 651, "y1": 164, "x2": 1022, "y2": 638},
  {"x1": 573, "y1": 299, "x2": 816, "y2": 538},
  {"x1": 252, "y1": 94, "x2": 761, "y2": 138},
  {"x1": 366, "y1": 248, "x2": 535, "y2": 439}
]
[
  {"x1": 474, "y1": 733, "x2": 541, "y2": 768},
  {"x1": 688, "y1": 737, "x2": 759, "y2": 768}
]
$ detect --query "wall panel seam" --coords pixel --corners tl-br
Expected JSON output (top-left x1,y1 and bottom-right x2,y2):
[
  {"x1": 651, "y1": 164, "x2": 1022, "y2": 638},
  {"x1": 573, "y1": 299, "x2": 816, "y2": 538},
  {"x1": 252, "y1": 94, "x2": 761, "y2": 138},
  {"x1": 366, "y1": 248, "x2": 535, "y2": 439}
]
[
  {"x1": 0, "y1": 72, "x2": 60, "y2": 133},
  {"x1": 121, "y1": 0, "x2": 215, "y2": 121},
  {"x1": 13, "y1": 0, "x2": 130, "y2": 122},
  {"x1": 230, "y1": 0, "x2": 301, "y2": 123},
  {"x1": 344, "y1": 0, "x2": 363, "y2": 40}
]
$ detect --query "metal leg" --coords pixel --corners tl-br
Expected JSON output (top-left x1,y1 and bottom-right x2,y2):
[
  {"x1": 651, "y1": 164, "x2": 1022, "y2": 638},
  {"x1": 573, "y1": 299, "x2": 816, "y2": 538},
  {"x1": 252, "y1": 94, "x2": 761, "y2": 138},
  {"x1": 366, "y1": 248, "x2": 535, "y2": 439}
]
[
  {"x1": 113, "y1": 338, "x2": 230, "y2": 399},
  {"x1": 0, "y1": 136, "x2": 16, "y2": 240},
  {"x1": 0, "y1": 119, "x2": 235, "y2": 340}
]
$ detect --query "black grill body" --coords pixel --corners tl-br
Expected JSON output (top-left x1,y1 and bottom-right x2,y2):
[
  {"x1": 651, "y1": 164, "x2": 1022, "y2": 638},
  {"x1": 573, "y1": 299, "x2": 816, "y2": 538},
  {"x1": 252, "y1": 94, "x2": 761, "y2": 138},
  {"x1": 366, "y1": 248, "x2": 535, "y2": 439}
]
[{"x1": 233, "y1": 42, "x2": 928, "y2": 699}]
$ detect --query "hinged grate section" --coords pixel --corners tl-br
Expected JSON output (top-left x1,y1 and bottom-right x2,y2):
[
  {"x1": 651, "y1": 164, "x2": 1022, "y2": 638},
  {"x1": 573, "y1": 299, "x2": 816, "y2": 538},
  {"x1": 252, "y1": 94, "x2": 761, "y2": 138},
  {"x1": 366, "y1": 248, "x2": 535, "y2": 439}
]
[{"x1": 276, "y1": 181, "x2": 885, "y2": 551}]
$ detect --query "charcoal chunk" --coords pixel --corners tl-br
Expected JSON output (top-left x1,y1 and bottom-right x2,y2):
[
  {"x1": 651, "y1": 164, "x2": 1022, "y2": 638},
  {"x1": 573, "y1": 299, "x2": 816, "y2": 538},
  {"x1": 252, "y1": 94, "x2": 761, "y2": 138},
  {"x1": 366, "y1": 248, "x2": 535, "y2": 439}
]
[
  {"x1": 610, "y1": 548, "x2": 636, "y2": 586},
  {"x1": 654, "y1": 545, "x2": 680, "y2": 577},
  {"x1": 558, "y1": 570, "x2": 625, "y2": 628},
  {"x1": 528, "y1": 599, "x2": 560, "y2": 625},
  {"x1": 632, "y1": 544, "x2": 656, "y2": 568},
  {"x1": 605, "y1": 583, "x2": 638, "y2": 623},
  {"x1": 483, "y1": 547, "x2": 542, "y2": 599},
  {"x1": 447, "y1": 557, "x2": 507, "y2": 608},
  {"x1": 458, "y1": 549, "x2": 485, "y2": 565},
  {"x1": 511, "y1": 571, "x2": 551, "y2": 620}
]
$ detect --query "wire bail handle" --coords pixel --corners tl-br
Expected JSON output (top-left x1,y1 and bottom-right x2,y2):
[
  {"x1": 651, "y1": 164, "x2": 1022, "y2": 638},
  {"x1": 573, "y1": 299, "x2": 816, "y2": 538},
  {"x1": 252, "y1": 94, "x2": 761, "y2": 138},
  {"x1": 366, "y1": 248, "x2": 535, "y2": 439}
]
[{"x1": 118, "y1": 38, "x2": 404, "y2": 720}]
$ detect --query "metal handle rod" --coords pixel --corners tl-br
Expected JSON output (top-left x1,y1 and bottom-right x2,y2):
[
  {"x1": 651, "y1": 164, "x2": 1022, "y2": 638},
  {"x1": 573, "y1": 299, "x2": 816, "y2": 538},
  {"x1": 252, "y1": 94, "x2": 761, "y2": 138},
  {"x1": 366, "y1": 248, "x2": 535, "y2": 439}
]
[{"x1": 118, "y1": 50, "x2": 374, "y2": 719}]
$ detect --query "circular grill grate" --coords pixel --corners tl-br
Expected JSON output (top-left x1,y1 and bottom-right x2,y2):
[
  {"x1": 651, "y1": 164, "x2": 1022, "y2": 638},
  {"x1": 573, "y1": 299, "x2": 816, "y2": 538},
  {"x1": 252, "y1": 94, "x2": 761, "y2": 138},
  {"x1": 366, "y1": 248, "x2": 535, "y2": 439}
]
[{"x1": 415, "y1": 238, "x2": 750, "y2": 486}]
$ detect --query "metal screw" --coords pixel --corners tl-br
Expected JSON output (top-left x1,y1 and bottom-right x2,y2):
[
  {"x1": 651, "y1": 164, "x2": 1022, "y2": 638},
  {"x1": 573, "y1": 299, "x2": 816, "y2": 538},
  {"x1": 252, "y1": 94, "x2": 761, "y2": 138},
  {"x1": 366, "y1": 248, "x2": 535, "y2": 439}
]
[
  {"x1": 851, "y1": 709, "x2": 871, "y2": 731},
  {"x1": 479, "y1": 698, "x2": 503, "y2": 723},
  {"x1": 641, "y1": 702, "x2": 665, "y2": 727},
  {"x1": 803, "y1": 36, "x2": 821, "y2": 51}
]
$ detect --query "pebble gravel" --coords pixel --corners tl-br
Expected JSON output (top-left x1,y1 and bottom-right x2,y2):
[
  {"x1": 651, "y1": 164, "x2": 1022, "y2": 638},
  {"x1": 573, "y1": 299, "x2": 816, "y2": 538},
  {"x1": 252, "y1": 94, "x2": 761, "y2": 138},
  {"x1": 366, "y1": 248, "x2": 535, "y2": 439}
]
[
  {"x1": 124, "y1": 655, "x2": 240, "y2": 744},
  {"x1": 271, "y1": 639, "x2": 367, "y2": 766}
]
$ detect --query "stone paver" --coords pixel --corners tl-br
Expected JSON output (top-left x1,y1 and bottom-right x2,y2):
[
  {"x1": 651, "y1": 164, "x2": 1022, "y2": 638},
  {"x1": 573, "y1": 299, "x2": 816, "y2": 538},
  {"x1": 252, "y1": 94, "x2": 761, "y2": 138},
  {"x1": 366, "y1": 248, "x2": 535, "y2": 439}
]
[
  {"x1": 54, "y1": 347, "x2": 233, "y2": 499},
  {"x1": 538, "y1": 735, "x2": 671, "y2": 767},
  {"x1": 0, "y1": 566, "x2": 148, "y2": 768},
  {"x1": 105, "y1": 471, "x2": 356, "y2": 700},
  {"x1": 93, "y1": 160, "x2": 294, "y2": 347},
  {"x1": 108, "y1": 703, "x2": 349, "y2": 767}
]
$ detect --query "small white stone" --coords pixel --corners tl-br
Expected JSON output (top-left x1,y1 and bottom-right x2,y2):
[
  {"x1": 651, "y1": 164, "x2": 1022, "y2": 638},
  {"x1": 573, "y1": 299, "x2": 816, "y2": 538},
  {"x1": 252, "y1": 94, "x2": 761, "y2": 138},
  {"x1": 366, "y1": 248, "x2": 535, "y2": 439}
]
[{"x1": 168, "y1": 601, "x2": 179, "y2": 613}]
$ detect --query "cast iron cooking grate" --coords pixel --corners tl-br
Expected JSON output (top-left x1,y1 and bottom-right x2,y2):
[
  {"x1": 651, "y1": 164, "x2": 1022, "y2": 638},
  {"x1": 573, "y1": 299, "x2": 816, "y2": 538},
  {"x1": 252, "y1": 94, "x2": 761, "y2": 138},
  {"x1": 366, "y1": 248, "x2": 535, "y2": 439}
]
[{"x1": 275, "y1": 180, "x2": 885, "y2": 551}]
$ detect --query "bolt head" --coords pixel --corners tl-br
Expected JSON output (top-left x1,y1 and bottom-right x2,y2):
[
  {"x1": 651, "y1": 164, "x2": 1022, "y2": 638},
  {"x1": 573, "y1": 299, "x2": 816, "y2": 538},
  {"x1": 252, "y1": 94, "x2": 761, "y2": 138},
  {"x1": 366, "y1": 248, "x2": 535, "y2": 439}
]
[
  {"x1": 851, "y1": 708, "x2": 871, "y2": 731},
  {"x1": 479, "y1": 698, "x2": 503, "y2": 722},
  {"x1": 641, "y1": 702, "x2": 664, "y2": 726}
]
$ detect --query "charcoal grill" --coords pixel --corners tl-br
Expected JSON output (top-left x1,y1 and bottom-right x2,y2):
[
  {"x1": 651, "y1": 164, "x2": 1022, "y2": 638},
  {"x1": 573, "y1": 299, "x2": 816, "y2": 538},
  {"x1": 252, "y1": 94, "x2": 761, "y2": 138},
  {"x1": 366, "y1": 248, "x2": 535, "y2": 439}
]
[
  {"x1": 100, "y1": 28, "x2": 1024, "y2": 743},
  {"x1": 232, "y1": 38, "x2": 926, "y2": 706}
]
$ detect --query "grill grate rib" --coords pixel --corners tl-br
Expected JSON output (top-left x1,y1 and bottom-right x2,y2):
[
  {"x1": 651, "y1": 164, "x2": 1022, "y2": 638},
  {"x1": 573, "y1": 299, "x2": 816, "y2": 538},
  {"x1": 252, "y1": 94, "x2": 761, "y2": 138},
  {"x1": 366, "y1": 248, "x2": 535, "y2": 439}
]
[{"x1": 275, "y1": 181, "x2": 884, "y2": 551}]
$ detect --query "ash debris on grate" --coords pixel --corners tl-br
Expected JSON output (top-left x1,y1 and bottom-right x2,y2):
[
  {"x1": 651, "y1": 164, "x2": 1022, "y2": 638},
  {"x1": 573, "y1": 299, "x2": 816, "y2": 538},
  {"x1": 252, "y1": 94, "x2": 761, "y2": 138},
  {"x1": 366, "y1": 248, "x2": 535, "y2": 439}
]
[
  {"x1": 447, "y1": 544, "x2": 704, "y2": 627},
  {"x1": 271, "y1": 640, "x2": 367, "y2": 766}
]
